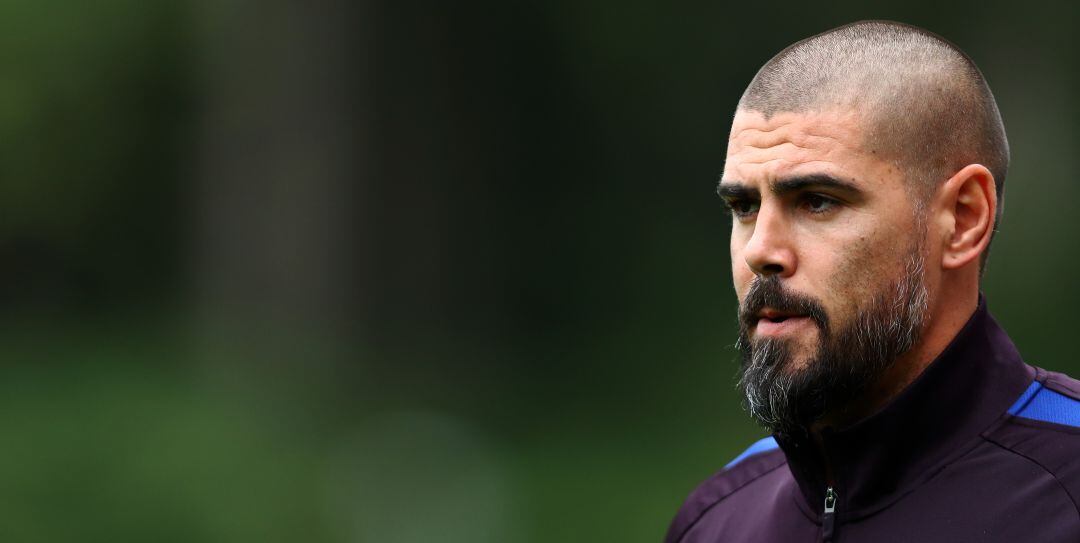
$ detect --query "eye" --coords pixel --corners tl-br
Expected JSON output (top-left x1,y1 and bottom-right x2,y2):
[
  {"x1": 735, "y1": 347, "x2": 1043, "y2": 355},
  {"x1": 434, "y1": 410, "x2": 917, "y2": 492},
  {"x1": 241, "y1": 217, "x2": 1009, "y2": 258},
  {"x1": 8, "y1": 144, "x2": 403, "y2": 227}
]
[
  {"x1": 725, "y1": 199, "x2": 760, "y2": 218},
  {"x1": 802, "y1": 193, "x2": 839, "y2": 214}
]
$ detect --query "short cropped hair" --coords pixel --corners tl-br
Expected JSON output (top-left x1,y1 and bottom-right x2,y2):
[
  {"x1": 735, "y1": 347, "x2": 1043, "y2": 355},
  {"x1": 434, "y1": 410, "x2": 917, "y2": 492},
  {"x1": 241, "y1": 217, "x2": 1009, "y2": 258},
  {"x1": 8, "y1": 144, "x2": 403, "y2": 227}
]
[{"x1": 738, "y1": 20, "x2": 1009, "y2": 269}]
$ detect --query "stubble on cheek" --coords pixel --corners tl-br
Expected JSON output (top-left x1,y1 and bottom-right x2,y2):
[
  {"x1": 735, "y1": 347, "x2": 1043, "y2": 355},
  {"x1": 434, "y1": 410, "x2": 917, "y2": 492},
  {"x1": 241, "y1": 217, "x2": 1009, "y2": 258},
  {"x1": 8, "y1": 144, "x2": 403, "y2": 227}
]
[{"x1": 823, "y1": 215, "x2": 915, "y2": 340}]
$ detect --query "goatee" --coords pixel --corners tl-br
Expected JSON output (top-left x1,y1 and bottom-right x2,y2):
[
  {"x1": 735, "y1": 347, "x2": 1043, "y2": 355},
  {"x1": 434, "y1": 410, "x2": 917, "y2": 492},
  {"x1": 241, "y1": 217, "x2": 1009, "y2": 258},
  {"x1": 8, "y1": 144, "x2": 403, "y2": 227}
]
[{"x1": 736, "y1": 251, "x2": 929, "y2": 437}]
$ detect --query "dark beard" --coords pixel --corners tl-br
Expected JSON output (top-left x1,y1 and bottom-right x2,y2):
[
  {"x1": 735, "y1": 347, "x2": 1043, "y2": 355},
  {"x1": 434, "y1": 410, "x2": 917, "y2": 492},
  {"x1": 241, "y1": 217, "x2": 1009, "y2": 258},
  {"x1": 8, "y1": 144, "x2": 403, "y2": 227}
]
[{"x1": 736, "y1": 252, "x2": 928, "y2": 437}]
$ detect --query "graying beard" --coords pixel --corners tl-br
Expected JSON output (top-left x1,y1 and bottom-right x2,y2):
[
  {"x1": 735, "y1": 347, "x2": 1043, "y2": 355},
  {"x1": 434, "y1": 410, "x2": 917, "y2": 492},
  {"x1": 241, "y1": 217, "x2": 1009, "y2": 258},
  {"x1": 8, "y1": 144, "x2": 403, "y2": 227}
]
[
  {"x1": 740, "y1": 338, "x2": 796, "y2": 431},
  {"x1": 848, "y1": 250, "x2": 929, "y2": 364},
  {"x1": 737, "y1": 250, "x2": 929, "y2": 434}
]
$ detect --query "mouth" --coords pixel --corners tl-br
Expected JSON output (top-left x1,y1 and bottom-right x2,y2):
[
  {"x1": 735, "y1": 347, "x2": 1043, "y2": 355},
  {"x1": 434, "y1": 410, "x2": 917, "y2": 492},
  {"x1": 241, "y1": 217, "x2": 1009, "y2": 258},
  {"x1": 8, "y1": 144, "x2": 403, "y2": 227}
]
[
  {"x1": 752, "y1": 308, "x2": 813, "y2": 336},
  {"x1": 755, "y1": 308, "x2": 804, "y2": 324}
]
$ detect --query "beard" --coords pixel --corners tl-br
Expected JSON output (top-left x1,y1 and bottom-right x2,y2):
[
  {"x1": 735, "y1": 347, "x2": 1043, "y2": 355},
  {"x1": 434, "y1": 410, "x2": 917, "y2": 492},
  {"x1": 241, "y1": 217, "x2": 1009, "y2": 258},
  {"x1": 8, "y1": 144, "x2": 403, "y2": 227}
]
[{"x1": 736, "y1": 245, "x2": 929, "y2": 438}]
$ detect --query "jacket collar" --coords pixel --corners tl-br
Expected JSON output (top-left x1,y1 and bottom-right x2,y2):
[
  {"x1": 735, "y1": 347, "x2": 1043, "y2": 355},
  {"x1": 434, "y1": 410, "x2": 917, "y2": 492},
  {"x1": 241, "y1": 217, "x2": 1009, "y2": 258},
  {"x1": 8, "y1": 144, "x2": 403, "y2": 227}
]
[{"x1": 774, "y1": 295, "x2": 1034, "y2": 518}]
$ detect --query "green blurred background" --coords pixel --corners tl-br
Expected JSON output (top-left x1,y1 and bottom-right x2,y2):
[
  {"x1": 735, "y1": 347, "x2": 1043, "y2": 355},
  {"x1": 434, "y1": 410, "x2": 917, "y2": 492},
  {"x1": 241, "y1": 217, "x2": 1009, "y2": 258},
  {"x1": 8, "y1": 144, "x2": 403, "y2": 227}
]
[{"x1": 3, "y1": 1, "x2": 1075, "y2": 541}]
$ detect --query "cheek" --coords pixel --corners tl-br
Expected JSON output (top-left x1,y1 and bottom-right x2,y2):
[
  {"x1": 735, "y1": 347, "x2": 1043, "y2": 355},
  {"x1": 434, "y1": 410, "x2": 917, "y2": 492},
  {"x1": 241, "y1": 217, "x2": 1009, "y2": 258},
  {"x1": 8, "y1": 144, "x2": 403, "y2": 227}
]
[
  {"x1": 830, "y1": 238, "x2": 876, "y2": 289},
  {"x1": 730, "y1": 232, "x2": 753, "y2": 297},
  {"x1": 824, "y1": 228, "x2": 909, "y2": 310}
]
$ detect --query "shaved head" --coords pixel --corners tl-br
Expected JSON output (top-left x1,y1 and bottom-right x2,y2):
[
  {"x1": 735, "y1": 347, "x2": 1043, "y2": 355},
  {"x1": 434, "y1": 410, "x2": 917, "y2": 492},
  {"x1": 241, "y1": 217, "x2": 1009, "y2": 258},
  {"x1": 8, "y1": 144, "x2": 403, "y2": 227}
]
[{"x1": 738, "y1": 21, "x2": 1009, "y2": 267}]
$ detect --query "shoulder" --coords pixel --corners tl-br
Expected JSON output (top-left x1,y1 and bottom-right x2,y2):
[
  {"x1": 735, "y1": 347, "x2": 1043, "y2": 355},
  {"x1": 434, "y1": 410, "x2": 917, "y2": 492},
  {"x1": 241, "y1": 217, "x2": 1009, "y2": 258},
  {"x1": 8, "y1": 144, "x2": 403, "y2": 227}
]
[
  {"x1": 984, "y1": 367, "x2": 1080, "y2": 511},
  {"x1": 1006, "y1": 369, "x2": 1080, "y2": 427},
  {"x1": 664, "y1": 436, "x2": 786, "y2": 543},
  {"x1": 1000, "y1": 368, "x2": 1080, "y2": 433}
]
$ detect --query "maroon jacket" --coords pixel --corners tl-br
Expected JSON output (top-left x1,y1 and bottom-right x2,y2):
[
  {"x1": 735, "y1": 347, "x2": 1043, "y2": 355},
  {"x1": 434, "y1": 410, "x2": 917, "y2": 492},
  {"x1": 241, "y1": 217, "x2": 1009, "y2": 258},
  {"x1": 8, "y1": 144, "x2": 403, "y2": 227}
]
[{"x1": 666, "y1": 299, "x2": 1080, "y2": 542}]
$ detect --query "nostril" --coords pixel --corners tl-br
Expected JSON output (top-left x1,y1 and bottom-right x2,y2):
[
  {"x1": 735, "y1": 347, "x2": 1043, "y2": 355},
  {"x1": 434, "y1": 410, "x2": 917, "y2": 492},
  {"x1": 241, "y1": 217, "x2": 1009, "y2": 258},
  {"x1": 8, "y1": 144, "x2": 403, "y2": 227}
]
[{"x1": 762, "y1": 263, "x2": 785, "y2": 275}]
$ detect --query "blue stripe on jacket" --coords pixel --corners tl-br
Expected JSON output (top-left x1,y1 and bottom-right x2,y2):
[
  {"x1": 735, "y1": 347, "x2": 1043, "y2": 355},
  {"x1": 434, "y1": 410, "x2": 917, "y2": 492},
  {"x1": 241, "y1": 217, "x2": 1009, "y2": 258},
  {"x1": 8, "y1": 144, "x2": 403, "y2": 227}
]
[{"x1": 1008, "y1": 380, "x2": 1080, "y2": 427}]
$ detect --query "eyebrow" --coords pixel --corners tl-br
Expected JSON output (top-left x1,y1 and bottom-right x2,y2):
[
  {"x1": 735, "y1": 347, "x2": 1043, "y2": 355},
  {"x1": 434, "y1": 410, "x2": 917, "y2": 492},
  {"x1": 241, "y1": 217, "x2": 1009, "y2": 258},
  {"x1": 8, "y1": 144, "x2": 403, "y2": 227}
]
[{"x1": 716, "y1": 174, "x2": 863, "y2": 200}]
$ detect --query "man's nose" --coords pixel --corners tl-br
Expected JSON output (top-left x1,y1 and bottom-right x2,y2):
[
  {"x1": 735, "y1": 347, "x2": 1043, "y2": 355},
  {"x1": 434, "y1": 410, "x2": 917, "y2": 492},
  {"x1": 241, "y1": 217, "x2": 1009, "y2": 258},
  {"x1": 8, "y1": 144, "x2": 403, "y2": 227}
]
[{"x1": 742, "y1": 208, "x2": 797, "y2": 277}]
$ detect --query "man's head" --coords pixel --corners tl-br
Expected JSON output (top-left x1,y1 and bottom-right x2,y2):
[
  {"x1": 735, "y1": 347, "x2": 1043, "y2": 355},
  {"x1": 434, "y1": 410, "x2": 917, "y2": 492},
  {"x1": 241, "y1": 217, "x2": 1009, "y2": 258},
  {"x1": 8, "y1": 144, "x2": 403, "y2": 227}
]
[{"x1": 720, "y1": 21, "x2": 1007, "y2": 436}]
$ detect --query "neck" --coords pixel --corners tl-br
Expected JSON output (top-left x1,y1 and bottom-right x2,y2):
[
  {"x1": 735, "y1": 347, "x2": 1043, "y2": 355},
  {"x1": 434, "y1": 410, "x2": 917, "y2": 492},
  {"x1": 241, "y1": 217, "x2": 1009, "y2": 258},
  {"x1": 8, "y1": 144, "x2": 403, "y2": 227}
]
[{"x1": 776, "y1": 297, "x2": 1033, "y2": 514}]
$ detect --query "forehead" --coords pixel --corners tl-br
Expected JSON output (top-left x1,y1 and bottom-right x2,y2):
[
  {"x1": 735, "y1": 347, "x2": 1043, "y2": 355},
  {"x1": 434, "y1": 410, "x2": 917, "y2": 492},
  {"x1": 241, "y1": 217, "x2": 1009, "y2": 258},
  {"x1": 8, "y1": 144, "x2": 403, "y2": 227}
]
[{"x1": 723, "y1": 109, "x2": 879, "y2": 185}]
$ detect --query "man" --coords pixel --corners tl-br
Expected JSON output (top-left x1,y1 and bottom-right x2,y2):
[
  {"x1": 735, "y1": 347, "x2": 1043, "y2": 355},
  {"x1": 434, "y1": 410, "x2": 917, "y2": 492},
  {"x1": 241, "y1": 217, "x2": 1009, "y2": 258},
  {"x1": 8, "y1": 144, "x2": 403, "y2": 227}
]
[{"x1": 665, "y1": 21, "x2": 1080, "y2": 542}]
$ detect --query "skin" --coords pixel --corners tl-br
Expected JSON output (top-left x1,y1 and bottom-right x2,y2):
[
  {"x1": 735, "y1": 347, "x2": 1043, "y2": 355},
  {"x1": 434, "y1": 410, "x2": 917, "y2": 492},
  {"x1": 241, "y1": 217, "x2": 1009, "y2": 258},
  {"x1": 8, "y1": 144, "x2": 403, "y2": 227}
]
[{"x1": 721, "y1": 108, "x2": 997, "y2": 433}]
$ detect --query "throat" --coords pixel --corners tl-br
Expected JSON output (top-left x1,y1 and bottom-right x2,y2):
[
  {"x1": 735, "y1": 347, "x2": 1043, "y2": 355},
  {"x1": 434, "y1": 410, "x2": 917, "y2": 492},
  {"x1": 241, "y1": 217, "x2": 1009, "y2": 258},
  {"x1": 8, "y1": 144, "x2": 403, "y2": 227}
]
[{"x1": 813, "y1": 349, "x2": 928, "y2": 432}]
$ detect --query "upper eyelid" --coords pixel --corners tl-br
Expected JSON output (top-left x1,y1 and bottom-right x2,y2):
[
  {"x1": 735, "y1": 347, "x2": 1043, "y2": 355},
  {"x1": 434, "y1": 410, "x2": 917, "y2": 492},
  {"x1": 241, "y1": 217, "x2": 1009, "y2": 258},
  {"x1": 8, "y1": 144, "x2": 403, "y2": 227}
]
[
  {"x1": 791, "y1": 190, "x2": 842, "y2": 204},
  {"x1": 721, "y1": 198, "x2": 760, "y2": 210},
  {"x1": 720, "y1": 195, "x2": 760, "y2": 205},
  {"x1": 799, "y1": 193, "x2": 842, "y2": 214},
  {"x1": 719, "y1": 191, "x2": 839, "y2": 212},
  {"x1": 723, "y1": 192, "x2": 835, "y2": 205}
]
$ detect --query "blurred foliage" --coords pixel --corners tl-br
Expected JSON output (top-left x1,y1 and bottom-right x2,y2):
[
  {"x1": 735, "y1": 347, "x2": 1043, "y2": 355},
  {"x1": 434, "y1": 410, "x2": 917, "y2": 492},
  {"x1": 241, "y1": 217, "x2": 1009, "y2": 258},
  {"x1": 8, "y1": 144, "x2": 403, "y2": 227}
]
[
  {"x1": 2, "y1": 0, "x2": 1077, "y2": 541},
  {"x1": 0, "y1": 1, "x2": 191, "y2": 312}
]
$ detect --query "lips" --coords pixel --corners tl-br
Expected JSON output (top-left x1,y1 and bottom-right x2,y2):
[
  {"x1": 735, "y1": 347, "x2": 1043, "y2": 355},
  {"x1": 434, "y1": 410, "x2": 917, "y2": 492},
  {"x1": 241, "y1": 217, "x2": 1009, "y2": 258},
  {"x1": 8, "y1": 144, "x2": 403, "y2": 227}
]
[
  {"x1": 752, "y1": 310, "x2": 815, "y2": 338},
  {"x1": 739, "y1": 276, "x2": 829, "y2": 336},
  {"x1": 754, "y1": 308, "x2": 807, "y2": 325}
]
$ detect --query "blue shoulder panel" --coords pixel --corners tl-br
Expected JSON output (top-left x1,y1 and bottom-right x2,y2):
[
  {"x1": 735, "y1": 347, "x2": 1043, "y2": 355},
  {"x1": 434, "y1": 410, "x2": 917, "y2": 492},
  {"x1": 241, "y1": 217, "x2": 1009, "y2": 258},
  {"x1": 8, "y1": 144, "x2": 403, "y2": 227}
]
[
  {"x1": 724, "y1": 436, "x2": 780, "y2": 468},
  {"x1": 1008, "y1": 381, "x2": 1080, "y2": 428},
  {"x1": 1007, "y1": 381, "x2": 1042, "y2": 415}
]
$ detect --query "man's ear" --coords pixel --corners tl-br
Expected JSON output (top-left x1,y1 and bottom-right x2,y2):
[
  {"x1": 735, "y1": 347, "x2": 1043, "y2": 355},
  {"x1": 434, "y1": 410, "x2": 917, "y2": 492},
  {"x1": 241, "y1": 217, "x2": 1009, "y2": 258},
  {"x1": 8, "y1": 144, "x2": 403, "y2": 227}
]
[{"x1": 939, "y1": 164, "x2": 997, "y2": 270}]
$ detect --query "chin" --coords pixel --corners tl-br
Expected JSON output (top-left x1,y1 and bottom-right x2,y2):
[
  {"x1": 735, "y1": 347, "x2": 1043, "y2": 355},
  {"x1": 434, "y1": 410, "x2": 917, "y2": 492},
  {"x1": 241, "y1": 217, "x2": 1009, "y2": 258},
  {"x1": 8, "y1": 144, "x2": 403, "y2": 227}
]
[
  {"x1": 749, "y1": 336, "x2": 815, "y2": 374},
  {"x1": 757, "y1": 333, "x2": 818, "y2": 366},
  {"x1": 780, "y1": 353, "x2": 816, "y2": 374}
]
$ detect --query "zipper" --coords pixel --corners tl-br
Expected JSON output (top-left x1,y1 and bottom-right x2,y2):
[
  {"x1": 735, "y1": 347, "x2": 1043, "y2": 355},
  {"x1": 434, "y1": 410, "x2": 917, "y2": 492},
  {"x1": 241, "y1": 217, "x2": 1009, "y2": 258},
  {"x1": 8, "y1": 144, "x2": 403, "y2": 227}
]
[
  {"x1": 818, "y1": 429, "x2": 838, "y2": 542},
  {"x1": 821, "y1": 486, "x2": 837, "y2": 542}
]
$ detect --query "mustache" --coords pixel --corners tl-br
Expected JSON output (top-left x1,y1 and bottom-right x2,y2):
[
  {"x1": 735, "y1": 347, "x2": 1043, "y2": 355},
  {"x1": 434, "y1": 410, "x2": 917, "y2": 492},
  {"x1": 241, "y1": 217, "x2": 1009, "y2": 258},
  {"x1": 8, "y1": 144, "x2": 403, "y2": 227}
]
[{"x1": 739, "y1": 276, "x2": 830, "y2": 332}]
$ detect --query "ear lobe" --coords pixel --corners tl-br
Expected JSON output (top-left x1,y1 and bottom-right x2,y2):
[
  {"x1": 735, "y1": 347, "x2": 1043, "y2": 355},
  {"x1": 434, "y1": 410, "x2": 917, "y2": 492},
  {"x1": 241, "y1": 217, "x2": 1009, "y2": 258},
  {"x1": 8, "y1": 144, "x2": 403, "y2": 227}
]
[{"x1": 942, "y1": 164, "x2": 996, "y2": 270}]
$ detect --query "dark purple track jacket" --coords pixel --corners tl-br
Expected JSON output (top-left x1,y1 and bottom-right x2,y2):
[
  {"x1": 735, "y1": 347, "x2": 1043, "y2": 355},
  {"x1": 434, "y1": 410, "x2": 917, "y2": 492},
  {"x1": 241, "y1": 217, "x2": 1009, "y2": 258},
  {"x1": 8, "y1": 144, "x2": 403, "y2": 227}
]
[{"x1": 666, "y1": 298, "x2": 1080, "y2": 542}]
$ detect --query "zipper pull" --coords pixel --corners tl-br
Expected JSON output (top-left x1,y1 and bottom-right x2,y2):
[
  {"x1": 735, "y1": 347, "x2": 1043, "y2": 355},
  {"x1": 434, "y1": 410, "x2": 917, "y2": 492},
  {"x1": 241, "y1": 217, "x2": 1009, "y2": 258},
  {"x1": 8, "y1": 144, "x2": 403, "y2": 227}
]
[{"x1": 822, "y1": 486, "x2": 837, "y2": 542}]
